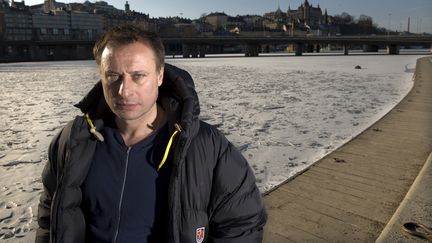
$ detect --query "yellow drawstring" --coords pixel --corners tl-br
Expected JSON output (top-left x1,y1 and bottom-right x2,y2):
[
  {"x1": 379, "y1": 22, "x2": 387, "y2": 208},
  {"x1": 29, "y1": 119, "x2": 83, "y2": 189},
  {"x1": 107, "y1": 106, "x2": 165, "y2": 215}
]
[
  {"x1": 157, "y1": 125, "x2": 181, "y2": 171},
  {"x1": 85, "y1": 113, "x2": 104, "y2": 142},
  {"x1": 86, "y1": 112, "x2": 180, "y2": 171},
  {"x1": 85, "y1": 113, "x2": 96, "y2": 129}
]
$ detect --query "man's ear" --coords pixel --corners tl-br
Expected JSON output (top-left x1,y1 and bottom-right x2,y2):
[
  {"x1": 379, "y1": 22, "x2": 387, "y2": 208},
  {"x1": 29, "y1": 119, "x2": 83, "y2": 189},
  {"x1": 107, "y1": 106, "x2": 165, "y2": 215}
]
[{"x1": 158, "y1": 66, "x2": 164, "y2": 86}]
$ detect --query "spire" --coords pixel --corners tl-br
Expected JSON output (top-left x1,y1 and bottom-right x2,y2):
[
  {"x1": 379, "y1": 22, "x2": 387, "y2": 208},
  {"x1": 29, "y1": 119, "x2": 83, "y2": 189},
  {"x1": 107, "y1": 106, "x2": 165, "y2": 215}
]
[
  {"x1": 324, "y1": 8, "x2": 328, "y2": 25},
  {"x1": 125, "y1": 0, "x2": 130, "y2": 13}
]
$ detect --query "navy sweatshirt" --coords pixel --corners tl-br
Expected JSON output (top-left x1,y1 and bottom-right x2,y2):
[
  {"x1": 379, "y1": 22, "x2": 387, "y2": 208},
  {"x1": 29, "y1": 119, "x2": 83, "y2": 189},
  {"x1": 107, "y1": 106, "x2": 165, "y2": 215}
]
[{"x1": 81, "y1": 119, "x2": 172, "y2": 243}]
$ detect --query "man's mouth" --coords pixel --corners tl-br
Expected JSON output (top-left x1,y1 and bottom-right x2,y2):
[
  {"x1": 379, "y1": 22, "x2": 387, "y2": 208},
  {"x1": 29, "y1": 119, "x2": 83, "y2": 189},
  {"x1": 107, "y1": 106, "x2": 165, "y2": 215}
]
[{"x1": 116, "y1": 101, "x2": 139, "y2": 109}]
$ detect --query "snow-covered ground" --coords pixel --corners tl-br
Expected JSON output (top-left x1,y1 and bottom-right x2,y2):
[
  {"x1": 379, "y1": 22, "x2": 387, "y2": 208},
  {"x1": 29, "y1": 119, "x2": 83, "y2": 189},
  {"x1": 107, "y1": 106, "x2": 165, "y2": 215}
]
[{"x1": 0, "y1": 53, "x2": 424, "y2": 241}]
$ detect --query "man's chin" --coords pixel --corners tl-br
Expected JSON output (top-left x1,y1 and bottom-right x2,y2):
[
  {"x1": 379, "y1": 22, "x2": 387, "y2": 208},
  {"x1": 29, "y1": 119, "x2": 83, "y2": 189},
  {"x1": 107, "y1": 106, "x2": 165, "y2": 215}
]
[{"x1": 114, "y1": 111, "x2": 141, "y2": 121}]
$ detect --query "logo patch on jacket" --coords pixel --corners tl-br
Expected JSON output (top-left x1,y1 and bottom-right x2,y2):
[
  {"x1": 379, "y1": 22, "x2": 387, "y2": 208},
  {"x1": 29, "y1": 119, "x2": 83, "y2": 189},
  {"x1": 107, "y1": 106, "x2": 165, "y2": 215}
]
[{"x1": 196, "y1": 227, "x2": 205, "y2": 243}]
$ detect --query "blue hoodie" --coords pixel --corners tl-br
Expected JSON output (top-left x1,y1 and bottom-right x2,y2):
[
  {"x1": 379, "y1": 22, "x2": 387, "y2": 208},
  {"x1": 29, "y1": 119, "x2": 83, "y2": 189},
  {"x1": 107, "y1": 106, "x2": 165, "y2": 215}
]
[{"x1": 81, "y1": 118, "x2": 172, "y2": 243}]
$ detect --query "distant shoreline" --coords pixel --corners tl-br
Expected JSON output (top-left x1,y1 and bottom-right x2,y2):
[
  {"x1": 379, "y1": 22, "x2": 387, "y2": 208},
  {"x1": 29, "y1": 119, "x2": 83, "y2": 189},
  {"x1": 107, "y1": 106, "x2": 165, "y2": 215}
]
[{"x1": 1, "y1": 49, "x2": 430, "y2": 64}]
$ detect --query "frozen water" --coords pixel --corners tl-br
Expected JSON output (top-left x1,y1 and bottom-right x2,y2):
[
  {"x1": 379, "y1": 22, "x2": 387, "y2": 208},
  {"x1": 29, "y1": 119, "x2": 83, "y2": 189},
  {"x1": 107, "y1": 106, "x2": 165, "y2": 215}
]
[{"x1": 0, "y1": 53, "x2": 423, "y2": 241}]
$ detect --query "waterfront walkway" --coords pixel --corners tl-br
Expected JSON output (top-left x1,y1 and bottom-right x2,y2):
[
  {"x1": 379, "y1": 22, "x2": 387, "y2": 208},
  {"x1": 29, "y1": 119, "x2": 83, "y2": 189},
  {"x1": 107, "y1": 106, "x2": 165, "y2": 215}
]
[{"x1": 263, "y1": 56, "x2": 432, "y2": 242}]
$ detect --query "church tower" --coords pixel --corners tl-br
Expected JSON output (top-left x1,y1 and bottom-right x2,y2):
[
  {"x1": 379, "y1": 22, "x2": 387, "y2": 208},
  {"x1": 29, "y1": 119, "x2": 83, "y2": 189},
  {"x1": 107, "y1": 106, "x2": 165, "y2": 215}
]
[
  {"x1": 44, "y1": 0, "x2": 55, "y2": 12},
  {"x1": 324, "y1": 8, "x2": 328, "y2": 25},
  {"x1": 125, "y1": 1, "x2": 130, "y2": 13},
  {"x1": 303, "y1": 0, "x2": 310, "y2": 24}
]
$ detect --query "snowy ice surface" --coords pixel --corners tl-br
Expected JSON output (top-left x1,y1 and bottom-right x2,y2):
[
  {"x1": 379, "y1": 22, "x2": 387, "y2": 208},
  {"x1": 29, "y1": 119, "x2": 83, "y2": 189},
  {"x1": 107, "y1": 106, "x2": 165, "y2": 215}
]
[{"x1": 0, "y1": 53, "x2": 424, "y2": 241}]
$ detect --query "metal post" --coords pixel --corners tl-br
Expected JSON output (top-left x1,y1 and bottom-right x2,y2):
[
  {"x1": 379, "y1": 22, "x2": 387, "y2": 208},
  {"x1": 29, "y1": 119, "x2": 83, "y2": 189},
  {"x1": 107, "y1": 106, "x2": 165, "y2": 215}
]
[{"x1": 387, "y1": 13, "x2": 392, "y2": 38}]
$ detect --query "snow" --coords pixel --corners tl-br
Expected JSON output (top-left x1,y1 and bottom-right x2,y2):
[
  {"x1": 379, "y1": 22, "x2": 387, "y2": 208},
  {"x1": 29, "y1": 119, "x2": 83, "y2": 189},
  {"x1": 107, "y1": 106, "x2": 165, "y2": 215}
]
[{"x1": 0, "y1": 53, "x2": 424, "y2": 241}]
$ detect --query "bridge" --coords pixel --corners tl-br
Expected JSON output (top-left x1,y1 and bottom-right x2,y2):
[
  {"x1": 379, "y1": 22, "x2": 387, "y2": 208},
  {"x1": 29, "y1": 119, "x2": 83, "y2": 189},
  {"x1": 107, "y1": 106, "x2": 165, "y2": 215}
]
[
  {"x1": 163, "y1": 35, "x2": 432, "y2": 57},
  {"x1": 1, "y1": 35, "x2": 431, "y2": 62}
]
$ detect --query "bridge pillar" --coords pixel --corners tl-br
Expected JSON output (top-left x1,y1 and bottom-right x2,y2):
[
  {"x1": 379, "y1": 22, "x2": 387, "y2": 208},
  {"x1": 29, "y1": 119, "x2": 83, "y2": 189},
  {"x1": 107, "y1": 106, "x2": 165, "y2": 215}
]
[
  {"x1": 181, "y1": 44, "x2": 199, "y2": 58},
  {"x1": 28, "y1": 45, "x2": 37, "y2": 60},
  {"x1": 244, "y1": 44, "x2": 259, "y2": 57},
  {"x1": 295, "y1": 43, "x2": 303, "y2": 56},
  {"x1": 262, "y1": 44, "x2": 270, "y2": 53},
  {"x1": 190, "y1": 45, "x2": 199, "y2": 58},
  {"x1": 387, "y1": 44, "x2": 399, "y2": 55},
  {"x1": 29, "y1": 45, "x2": 45, "y2": 60},
  {"x1": 182, "y1": 44, "x2": 191, "y2": 58},
  {"x1": 363, "y1": 44, "x2": 379, "y2": 52},
  {"x1": 343, "y1": 44, "x2": 349, "y2": 55},
  {"x1": 199, "y1": 45, "x2": 206, "y2": 58}
]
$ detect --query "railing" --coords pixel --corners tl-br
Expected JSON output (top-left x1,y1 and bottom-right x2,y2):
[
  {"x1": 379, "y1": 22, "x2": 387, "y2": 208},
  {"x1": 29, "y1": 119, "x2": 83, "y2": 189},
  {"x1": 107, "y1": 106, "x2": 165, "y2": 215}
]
[{"x1": 161, "y1": 35, "x2": 432, "y2": 45}]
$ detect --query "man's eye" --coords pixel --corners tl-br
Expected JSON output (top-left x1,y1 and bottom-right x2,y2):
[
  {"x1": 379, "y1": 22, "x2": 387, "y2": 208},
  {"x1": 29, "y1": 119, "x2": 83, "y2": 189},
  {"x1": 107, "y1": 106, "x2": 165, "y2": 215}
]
[
  {"x1": 106, "y1": 74, "x2": 120, "y2": 83},
  {"x1": 132, "y1": 74, "x2": 145, "y2": 81}
]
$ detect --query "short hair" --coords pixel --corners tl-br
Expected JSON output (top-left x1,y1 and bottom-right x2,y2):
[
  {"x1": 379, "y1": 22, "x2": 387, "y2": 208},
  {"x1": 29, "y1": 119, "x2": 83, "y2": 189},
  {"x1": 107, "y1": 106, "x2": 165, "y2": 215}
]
[{"x1": 93, "y1": 24, "x2": 165, "y2": 71}]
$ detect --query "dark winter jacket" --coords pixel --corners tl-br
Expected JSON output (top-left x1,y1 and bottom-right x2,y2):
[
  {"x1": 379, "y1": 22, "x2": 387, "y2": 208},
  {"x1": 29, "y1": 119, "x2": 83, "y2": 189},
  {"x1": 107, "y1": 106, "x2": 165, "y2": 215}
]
[{"x1": 36, "y1": 64, "x2": 267, "y2": 243}]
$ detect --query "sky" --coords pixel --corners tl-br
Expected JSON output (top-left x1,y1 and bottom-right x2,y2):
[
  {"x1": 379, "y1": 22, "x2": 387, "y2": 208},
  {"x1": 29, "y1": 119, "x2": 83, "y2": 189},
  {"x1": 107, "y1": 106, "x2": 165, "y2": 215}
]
[{"x1": 21, "y1": 0, "x2": 432, "y2": 33}]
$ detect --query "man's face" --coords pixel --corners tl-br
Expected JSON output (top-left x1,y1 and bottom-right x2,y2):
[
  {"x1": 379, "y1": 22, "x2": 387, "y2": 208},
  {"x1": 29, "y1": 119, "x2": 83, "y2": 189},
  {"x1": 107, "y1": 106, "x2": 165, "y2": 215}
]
[{"x1": 99, "y1": 41, "x2": 164, "y2": 122}]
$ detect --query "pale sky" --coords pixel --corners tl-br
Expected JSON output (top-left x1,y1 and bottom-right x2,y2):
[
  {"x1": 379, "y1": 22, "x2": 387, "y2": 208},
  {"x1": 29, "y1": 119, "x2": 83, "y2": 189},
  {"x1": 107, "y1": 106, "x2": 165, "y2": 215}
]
[{"x1": 21, "y1": 0, "x2": 432, "y2": 33}]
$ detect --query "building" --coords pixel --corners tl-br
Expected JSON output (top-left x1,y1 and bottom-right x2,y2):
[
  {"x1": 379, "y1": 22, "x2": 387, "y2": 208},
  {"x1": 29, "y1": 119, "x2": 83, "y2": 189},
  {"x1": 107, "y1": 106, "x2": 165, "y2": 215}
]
[
  {"x1": 102, "y1": 11, "x2": 149, "y2": 31},
  {"x1": 205, "y1": 12, "x2": 228, "y2": 32},
  {"x1": 263, "y1": 7, "x2": 288, "y2": 31},
  {"x1": 192, "y1": 19, "x2": 213, "y2": 34},
  {"x1": 226, "y1": 16, "x2": 245, "y2": 33},
  {"x1": 1, "y1": 4, "x2": 32, "y2": 41},
  {"x1": 32, "y1": 11, "x2": 69, "y2": 41},
  {"x1": 287, "y1": 0, "x2": 323, "y2": 28},
  {"x1": 241, "y1": 15, "x2": 262, "y2": 31},
  {"x1": 0, "y1": 0, "x2": 154, "y2": 61},
  {"x1": 70, "y1": 12, "x2": 103, "y2": 40},
  {"x1": 0, "y1": 3, "x2": 33, "y2": 60}
]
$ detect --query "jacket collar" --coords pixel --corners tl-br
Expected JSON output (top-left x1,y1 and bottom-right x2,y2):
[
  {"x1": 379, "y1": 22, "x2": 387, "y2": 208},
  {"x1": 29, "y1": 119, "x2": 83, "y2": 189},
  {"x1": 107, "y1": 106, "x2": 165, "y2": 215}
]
[{"x1": 74, "y1": 63, "x2": 201, "y2": 139}]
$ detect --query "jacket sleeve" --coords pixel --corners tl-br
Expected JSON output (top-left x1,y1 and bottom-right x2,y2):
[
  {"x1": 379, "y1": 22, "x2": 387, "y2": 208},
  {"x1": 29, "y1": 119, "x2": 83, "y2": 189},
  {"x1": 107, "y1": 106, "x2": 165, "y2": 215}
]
[
  {"x1": 35, "y1": 126, "x2": 66, "y2": 243},
  {"x1": 208, "y1": 140, "x2": 267, "y2": 243}
]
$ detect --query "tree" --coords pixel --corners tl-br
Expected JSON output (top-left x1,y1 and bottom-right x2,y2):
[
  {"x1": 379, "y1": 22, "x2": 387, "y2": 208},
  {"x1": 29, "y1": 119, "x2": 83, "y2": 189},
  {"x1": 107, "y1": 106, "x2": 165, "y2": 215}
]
[
  {"x1": 357, "y1": 14, "x2": 373, "y2": 34},
  {"x1": 358, "y1": 14, "x2": 373, "y2": 27},
  {"x1": 333, "y1": 12, "x2": 354, "y2": 25}
]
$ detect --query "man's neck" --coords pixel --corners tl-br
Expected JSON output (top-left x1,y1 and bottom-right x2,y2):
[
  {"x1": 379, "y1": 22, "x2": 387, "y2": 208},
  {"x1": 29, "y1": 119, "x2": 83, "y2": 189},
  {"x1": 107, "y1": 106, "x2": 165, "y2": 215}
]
[{"x1": 115, "y1": 104, "x2": 165, "y2": 146}]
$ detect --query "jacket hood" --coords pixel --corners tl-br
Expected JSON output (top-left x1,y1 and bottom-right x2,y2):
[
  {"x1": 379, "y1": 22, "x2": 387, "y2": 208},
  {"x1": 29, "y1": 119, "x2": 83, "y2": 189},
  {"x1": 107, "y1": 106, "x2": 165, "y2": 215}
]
[{"x1": 74, "y1": 63, "x2": 201, "y2": 138}]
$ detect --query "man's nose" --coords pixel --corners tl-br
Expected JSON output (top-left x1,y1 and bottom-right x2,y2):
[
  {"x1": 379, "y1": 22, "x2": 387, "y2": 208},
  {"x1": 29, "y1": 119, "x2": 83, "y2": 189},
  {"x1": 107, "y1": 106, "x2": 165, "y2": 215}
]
[{"x1": 118, "y1": 75, "x2": 133, "y2": 97}]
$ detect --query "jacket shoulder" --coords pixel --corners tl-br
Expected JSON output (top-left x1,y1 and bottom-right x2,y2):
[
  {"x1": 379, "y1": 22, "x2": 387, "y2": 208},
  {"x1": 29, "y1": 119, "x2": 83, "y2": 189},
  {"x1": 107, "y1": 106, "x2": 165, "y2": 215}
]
[
  {"x1": 47, "y1": 117, "x2": 84, "y2": 173},
  {"x1": 193, "y1": 121, "x2": 230, "y2": 157}
]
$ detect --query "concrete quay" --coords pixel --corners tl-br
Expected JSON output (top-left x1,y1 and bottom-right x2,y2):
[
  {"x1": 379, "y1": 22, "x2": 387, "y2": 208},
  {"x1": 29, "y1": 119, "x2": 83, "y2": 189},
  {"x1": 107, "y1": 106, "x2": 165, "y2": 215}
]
[{"x1": 263, "y1": 56, "x2": 432, "y2": 242}]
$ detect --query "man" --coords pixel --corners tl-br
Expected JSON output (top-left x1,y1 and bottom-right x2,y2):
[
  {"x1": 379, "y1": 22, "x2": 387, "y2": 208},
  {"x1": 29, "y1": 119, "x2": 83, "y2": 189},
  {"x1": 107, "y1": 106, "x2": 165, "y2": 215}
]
[{"x1": 36, "y1": 24, "x2": 266, "y2": 243}]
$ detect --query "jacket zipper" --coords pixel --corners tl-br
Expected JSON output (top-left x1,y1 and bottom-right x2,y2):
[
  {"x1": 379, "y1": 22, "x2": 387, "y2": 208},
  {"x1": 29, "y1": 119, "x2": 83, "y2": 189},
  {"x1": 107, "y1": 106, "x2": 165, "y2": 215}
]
[
  {"x1": 113, "y1": 146, "x2": 131, "y2": 243},
  {"x1": 169, "y1": 124, "x2": 186, "y2": 242}
]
